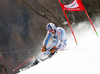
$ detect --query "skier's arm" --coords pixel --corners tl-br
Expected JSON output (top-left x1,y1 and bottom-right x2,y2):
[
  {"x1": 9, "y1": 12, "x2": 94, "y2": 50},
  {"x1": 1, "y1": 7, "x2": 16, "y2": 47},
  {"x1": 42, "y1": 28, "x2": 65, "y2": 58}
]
[
  {"x1": 55, "y1": 29, "x2": 63, "y2": 47},
  {"x1": 42, "y1": 31, "x2": 51, "y2": 52},
  {"x1": 50, "y1": 29, "x2": 63, "y2": 53},
  {"x1": 43, "y1": 31, "x2": 51, "y2": 46}
]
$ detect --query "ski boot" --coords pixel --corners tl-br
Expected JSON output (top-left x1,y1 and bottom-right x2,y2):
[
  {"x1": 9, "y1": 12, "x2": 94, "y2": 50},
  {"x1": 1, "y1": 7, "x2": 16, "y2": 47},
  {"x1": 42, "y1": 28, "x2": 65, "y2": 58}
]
[{"x1": 31, "y1": 58, "x2": 40, "y2": 66}]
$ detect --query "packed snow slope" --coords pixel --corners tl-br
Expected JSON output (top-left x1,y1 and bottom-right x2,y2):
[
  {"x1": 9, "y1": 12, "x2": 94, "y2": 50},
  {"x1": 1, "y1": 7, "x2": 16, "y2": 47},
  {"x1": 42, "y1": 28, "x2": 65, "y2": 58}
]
[{"x1": 18, "y1": 17, "x2": 100, "y2": 74}]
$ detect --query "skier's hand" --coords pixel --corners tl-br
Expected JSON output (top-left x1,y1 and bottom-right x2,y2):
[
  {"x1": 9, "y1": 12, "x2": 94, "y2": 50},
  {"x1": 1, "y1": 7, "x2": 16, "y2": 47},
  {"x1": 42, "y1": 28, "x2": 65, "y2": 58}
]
[
  {"x1": 41, "y1": 45, "x2": 46, "y2": 52},
  {"x1": 50, "y1": 46, "x2": 57, "y2": 53}
]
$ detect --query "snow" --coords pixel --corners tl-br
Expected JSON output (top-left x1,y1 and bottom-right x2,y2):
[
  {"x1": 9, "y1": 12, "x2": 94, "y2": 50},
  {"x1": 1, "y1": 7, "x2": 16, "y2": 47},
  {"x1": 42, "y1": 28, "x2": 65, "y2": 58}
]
[{"x1": 18, "y1": 19, "x2": 100, "y2": 74}]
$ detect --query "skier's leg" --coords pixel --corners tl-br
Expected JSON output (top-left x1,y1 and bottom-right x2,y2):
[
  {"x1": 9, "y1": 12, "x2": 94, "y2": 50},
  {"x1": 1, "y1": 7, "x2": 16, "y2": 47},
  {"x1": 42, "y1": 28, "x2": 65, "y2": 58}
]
[
  {"x1": 47, "y1": 39, "x2": 58, "y2": 58},
  {"x1": 57, "y1": 41, "x2": 67, "y2": 51}
]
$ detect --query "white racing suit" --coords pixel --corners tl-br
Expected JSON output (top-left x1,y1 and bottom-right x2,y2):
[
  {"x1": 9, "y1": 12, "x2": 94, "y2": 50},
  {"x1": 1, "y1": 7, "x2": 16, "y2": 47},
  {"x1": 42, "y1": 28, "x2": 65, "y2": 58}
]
[{"x1": 36, "y1": 27, "x2": 67, "y2": 62}]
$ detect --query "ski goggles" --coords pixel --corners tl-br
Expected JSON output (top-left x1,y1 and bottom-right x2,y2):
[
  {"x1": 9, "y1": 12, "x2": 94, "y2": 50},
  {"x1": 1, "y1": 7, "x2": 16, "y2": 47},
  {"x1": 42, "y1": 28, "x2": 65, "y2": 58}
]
[{"x1": 49, "y1": 29, "x2": 53, "y2": 32}]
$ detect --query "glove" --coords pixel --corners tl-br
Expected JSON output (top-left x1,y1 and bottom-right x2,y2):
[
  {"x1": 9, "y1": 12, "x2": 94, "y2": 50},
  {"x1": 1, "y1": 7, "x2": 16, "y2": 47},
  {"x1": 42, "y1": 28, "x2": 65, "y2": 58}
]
[
  {"x1": 41, "y1": 45, "x2": 46, "y2": 52},
  {"x1": 50, "y1": 46, "x2": 57, "y2": 53}
]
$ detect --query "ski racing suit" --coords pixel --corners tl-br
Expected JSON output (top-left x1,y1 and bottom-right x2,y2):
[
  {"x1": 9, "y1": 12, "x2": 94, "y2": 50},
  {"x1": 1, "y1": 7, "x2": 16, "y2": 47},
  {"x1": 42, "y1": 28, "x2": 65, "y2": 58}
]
[{"x1": 37, "y1": 27, "x2": 67, "y2": 60}]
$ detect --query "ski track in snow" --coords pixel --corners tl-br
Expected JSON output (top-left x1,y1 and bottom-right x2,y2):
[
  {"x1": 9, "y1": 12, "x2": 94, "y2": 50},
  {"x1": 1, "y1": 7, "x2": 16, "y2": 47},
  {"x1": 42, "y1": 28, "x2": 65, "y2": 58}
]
[{"x1": 18, "y1": 17, "x2": 100, "y2": 74}]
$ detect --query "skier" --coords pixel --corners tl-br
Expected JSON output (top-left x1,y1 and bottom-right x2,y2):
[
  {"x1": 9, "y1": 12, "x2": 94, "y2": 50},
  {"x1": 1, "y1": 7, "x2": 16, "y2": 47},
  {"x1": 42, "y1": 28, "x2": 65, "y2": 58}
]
[
  {"x1": 32, "y1": 22, "x2": 67, "y2": 66},
  {"x1": 19, "y1": 23, "x2": 68, "y2": 71}
]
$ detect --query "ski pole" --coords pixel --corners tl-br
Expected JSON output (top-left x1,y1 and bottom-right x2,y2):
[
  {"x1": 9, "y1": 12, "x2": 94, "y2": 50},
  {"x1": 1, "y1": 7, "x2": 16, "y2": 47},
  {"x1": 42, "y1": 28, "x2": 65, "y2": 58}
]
[
  {"x1": 13, "y1": 57, "x2": 34, "y2": 71},
  {"x1": 13, "y1": 51, "x2": 42, "y2": 71}
]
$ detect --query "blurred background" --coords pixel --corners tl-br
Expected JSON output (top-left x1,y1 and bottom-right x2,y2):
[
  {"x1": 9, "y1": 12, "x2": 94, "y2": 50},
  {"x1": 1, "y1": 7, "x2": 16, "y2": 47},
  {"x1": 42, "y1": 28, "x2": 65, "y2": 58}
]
[{"x1": 0, "y1": 0, "x2": 100, "y2": 73}]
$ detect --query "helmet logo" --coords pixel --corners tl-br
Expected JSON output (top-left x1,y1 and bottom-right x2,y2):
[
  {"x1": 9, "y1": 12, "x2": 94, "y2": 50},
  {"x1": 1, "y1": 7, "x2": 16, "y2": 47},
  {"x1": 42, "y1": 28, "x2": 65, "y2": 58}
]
[{"x1": 47, "y1": 24, "x2": 52, "y2": 30}]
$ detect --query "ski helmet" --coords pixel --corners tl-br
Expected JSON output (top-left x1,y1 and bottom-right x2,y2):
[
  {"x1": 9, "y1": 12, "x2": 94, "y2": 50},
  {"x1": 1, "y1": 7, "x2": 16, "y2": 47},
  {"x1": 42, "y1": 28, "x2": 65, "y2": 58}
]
[{"x1": 46, "y1": 23, "x2": 56, "y2": 31}]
